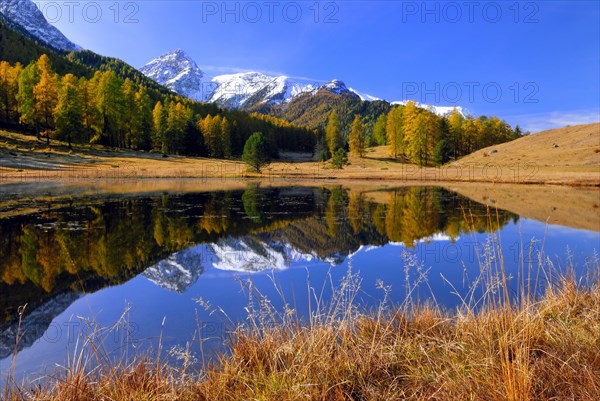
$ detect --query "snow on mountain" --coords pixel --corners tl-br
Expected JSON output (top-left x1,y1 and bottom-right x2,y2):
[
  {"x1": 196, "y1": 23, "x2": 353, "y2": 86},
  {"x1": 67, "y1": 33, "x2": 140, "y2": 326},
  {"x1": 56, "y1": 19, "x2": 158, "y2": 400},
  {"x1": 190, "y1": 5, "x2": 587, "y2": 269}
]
[
  {"x1": 415, "y1": 232, "x2": 457, "y2": 244},
  {"x1": 315, "y1": 79, "x2": 354, "y2": 96},
  {"x1": 392, "y1": 100, "x2": 464, "y2": 117},
  {"x1": 139, "y1": 49, "x2": 208, "y2": 101},
  {"x1": 141, "y1": 239, "x2": 305, "y2": 291},
  {"x1": 207, "y1": 72, "x2": 314, "y2": 108},
  {"x1": 207, "y1": 237, "x2": 354, "y2": 272},
  {"x1": 312, "y1": 80, "x2": 383, "y2": 102},
  {"x1": 0, "y1": 0, "x2": 81, "y2": 51},
  {"x1": 140, "y1": 50, "x2": 463, "y2": 113},
  {"x1": 349, "y1": 88, "x2": 381, "y2": 102},
  {"x1": 143, "y1": 246, "x2": 206, "y2": 293},
  {"x1": 141, "y1": 237, "x2": 347, "y2": 292},
  {"x1": 208, "y1": 237, "x2": 335, "y2": 272},
  {"x1": 139, "y1": 52, "x2": 316, "y2": 107},
  {"x1": 208, "y1": 237, "x2": 291, "y2": 273},
  {"x1": 143, "y1": 233, "x2": 460, "y2": 293}
]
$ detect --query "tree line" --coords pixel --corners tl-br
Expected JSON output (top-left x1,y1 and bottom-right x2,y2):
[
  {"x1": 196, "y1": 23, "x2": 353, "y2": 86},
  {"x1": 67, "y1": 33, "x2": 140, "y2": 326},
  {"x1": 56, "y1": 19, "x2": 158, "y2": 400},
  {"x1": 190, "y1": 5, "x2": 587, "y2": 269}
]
[
  {"x1": 322, "y1": 101, "x2": 524, "y2": 166},
  {"x1": 0, "y1": 55, "x2": 317, "y2": 156}
]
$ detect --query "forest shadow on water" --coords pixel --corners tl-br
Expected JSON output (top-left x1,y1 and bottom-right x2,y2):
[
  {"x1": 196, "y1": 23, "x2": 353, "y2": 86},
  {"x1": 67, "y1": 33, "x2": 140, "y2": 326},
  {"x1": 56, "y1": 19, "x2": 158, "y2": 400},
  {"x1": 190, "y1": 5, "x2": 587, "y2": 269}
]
[{"x1": 0, "y1": 183, "x2": 598, "y2": 380}]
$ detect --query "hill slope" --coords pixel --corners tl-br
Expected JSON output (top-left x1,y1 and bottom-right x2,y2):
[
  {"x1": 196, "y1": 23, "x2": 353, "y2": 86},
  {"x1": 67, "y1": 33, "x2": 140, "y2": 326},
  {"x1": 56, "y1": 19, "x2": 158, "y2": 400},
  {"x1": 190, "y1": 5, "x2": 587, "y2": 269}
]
[{"x1": 455, "y1": 122, "x2": 600, "y2": 169}]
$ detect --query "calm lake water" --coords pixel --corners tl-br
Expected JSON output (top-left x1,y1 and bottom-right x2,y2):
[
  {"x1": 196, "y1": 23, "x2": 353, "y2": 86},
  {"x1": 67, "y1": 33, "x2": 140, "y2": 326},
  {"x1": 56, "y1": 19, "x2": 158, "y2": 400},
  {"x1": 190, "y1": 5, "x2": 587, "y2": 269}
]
[{"x1": 0, "y1": 183, "x2": 598, "y2": 381}]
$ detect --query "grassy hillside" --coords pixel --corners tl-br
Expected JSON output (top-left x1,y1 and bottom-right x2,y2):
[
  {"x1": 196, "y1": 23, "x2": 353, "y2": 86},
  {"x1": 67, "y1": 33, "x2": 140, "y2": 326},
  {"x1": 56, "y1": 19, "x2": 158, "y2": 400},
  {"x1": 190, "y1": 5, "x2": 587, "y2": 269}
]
[{"x1": 455, "y1": 122, "x2": 600, "y2": 169}]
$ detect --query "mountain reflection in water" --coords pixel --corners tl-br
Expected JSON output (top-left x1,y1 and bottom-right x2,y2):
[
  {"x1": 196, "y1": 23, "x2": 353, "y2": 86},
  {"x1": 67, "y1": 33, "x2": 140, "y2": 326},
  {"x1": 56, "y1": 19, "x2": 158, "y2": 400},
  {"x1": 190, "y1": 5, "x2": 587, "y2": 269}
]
[{"x1": 0, "y1": 185, "x2": 521, "y2": 359}]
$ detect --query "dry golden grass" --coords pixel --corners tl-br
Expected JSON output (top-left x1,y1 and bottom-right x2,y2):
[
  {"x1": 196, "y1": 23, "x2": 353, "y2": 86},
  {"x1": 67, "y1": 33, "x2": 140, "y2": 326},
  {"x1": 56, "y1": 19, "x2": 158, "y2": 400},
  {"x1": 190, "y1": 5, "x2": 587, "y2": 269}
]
[
  {"x1": 3, "y1": 277, "x2": 599, "y2": 401},
  {"x1": 3, "y1": 256, "x2": 599, "y2": 401},
  {"x1": 1, "y1": 123, "x2": 599, "y2": 185},
  {"x1": 457, "y1": 123, "x2": 600, "y2": 169}
]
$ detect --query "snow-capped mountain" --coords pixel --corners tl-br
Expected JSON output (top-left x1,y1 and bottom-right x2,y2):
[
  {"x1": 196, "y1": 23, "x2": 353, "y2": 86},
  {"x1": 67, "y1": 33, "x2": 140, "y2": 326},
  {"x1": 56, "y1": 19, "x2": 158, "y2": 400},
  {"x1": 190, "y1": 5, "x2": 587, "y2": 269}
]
[
  {"x1": 207, "y1": 72, "x2": 314, "y2": 109},
  {"x1": 139, "y1": 49, "x2": 208, "y2": 101},
  {"x1": 316, "y1": 79, "x2": 356, "y2": 96},
  {"x1": 141, "y1": 236, "x2": 352, "y2": 292},
  {"x1": 311, "y1": 79, "x2": 382, "y2": 102},
  {"x1": 0, "y1": 0, "x2": 81, "y2": 51},
  {"x1": 143, "y1": 246, "x2": 206, "y2": 293},
  {"x1": 208, "y1": 237, "x2": 319, "y2": 273},
  {"x1": 140, "y1": 50, "x2": 462, "y2": 115}
]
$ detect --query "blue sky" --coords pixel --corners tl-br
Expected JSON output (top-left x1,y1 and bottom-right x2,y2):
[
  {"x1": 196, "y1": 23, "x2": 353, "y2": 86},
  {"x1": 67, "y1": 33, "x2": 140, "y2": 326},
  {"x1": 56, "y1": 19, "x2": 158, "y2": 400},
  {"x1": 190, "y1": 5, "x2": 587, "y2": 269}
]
[{"x1": 42, "y1": 0, "x2": 600, "y2": 132}]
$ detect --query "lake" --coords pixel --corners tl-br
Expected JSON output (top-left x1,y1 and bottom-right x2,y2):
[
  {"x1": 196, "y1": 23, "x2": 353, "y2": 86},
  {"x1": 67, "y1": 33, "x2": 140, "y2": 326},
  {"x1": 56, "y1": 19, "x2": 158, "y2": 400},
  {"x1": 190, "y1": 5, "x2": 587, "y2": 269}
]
[{"x1": 0, "y1": 181, "x2": 598, "y2": 382}]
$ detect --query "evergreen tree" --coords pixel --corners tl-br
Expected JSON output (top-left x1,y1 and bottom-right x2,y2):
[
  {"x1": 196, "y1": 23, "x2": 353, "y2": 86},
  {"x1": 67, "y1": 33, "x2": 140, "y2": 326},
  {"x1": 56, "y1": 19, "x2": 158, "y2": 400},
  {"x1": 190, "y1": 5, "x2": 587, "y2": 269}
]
[
  {"x1": 243, "y1": 132, "x2": 270, "y2": 173},
  {"x1": 372, "y1": 113, "x2": 387, "y2": 146},
  {"x1": 433, "y1": 139, "x2": 451, "y2": 166},
  {"x1": 331, "y1": 148, "x2": 348, "y2": 169},
  {"x1": 95, "y1": 70, "x2": 125, "y2": 146},
  {"x1": 349, "y1": 115, "x2": 366, "y2": 157},
  {"x1": 80, "y1": 74, "x2": 98, "y2": 142},
  {"x1": 313, "y1": 134, "x2": 329, "y2": 162},
  {"x1": 514, "y1": 124, "x2": 523, "y2": 137},
  {"x1": 133, "y1": 87, "x2": 153, "y2": 150},
  {"x1": 54, "y1": 73, "x2": 83, "y2": 148},
  {"x1": 121, "y1": 78, "x2": 136, "y2": 148},
  {"x1": 165, "y1": 102, "x2": 192, "y2": 154},
  {"x1": 325, "y1": 110, "x2": 342, "y2": 157},
  {"x1": 152, "y1": 101, "x2": 167, "y2": 153}
]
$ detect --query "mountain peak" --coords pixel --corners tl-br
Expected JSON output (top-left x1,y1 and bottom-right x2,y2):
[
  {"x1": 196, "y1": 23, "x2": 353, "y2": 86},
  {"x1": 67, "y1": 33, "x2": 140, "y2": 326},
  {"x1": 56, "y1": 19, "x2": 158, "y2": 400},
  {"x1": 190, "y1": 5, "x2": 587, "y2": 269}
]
[
  {"x1": 147, "y1": 49, "x2": 200, "y2": 70},
  {"x1": 140, "y1": 49, "x2": 206, "y2": 101},
  {"x1": 139, "y1": 51, "x2": 464, "y2": 115},
  {"x1": 207, "y1": 71, "x2": 313, "y2": 108},
  {"x1": 323, "y1": 79, "x2": 347, "y2": 91},
  {"x1": 0, "y1": 0, "x2": 81, "y2": 51},
  {"x1": 160, "y1": 48, "x2": 193, "y2": 61},
  {"x1": 316, "y1": 79, "x2": 362, "y2": 99}
]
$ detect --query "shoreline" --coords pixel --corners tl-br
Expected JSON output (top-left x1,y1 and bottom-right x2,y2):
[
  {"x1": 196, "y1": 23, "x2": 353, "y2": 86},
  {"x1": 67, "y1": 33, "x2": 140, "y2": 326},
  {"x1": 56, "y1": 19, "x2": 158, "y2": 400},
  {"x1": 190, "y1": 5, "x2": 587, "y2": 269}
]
[
  {"x1": 1, "y1": 166, "x2": 598, "y2": 187},
  {"x1": 2, "y1": 127, "x2": 599, "y2": 187},
  {"x1": 0, "y1": 178, "x2": 598, "y2": 231}
]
